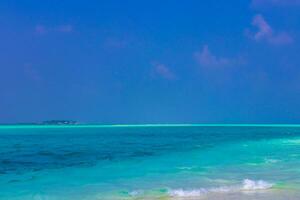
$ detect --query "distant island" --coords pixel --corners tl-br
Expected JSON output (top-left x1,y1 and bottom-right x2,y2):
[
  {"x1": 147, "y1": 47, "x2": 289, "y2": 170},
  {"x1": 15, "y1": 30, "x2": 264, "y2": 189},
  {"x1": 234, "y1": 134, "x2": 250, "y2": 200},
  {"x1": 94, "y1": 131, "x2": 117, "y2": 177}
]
[
  {"x1": 41, "y1": 120, "x2": 78, "y2": 125},
  {"x1": 0, "y1": 120, "x2": 78, "y2": 125}
]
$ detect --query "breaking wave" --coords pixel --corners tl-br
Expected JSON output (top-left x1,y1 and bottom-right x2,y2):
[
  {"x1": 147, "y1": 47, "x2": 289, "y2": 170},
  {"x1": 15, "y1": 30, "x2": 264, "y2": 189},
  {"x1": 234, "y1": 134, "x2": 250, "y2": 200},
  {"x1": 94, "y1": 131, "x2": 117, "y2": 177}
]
[{"x1": 168, "y1": 179, "x2": 273, "y2": 197}]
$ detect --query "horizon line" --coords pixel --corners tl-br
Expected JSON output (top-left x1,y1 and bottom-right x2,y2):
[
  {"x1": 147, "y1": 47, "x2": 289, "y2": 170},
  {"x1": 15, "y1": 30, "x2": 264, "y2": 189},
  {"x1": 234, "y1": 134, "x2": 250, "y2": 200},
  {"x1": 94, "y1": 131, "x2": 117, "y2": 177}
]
[{"x1": 1, "y1": 123, "x2": 300, "y2": 129}]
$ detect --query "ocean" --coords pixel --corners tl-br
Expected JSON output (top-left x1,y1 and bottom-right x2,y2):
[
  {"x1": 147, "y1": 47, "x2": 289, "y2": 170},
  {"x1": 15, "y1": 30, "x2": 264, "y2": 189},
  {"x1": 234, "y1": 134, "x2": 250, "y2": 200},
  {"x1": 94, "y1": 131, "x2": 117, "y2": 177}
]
[{"x1": 1, "y1": 124, "x2": 300, "y2": 199}]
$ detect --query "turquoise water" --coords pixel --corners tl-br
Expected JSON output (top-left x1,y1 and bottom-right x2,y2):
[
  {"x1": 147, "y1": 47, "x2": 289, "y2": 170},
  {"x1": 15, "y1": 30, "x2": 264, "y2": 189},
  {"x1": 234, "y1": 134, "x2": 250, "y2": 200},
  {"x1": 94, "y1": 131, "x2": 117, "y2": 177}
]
[{"x1": 1, "y1": 125, "x2": 300, "y2": 199}]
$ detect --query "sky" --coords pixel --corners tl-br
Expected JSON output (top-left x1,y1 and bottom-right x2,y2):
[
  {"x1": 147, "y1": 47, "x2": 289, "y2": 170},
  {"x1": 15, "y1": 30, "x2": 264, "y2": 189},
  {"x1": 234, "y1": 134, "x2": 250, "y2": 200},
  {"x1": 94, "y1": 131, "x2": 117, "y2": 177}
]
[{"x1": 1, "y1": 0, "x2": 300, "y2": 124}]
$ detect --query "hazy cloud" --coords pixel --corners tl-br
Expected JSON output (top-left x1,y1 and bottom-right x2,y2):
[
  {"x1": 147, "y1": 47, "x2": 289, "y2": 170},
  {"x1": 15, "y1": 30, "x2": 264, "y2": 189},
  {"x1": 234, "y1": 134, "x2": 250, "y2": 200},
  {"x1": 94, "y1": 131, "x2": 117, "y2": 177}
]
[
  {"x1": 268, "y1": 32, "x2": 294, "y2": 45},
  {"x1": 35, "y1": 25, "x2": 48, "y2": 34},
  {"x1": 247, "y1": 14, "x2": 293, "y2": 45},
  {"x1": 252, "y1": 14, "x2": 273, "y2": 40},
  {"x1": 194, "y1": 45, "x2": 243, "y2": 68},
  {"x1": 153, "y1": 63, "x2": 176, "y2": 80}
]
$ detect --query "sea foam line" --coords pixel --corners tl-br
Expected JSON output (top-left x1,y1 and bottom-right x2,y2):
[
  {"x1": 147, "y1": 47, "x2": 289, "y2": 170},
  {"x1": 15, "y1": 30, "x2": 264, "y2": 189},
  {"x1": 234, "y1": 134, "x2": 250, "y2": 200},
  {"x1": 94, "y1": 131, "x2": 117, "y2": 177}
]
[{"x1": 168, "y1": 179, "x2": 274, "y2": 197}]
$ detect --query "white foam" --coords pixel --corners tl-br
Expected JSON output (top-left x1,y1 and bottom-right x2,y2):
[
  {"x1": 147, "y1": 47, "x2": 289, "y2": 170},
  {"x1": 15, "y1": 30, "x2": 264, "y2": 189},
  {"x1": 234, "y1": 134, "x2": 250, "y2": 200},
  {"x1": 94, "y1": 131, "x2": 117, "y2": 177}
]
[
  {"x1": 264, "y1": 158, "x2": 280, "y2": 164},
  {"x1": 242, "y1": 179, "x2": 273, "y2": 190},
  {"x1": 169, "y1": 187, "x2": 233, "y2": 198},
  {"x1": 177, "y1": 166, "x2": 195, "y2": 170},
  {"x1": 169, "y1": 188, "x2": 207, "y2": 197},
  {"x1": 210, "y1": 186, "x2": 231, "y2": 192},
  {"x1": 169, "y1": 179, "x2": 273, "y2": 197},
  {"x1": 129, "y1": 190, "x2": 144, "y2": 196}
]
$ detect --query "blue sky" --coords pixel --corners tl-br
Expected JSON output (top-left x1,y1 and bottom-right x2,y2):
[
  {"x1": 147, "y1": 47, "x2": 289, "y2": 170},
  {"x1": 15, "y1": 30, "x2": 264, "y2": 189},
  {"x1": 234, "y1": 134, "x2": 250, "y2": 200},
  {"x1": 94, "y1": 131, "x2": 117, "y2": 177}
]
[{"x1": 1, "y1": 0, "x2": 300, "y2": 124}]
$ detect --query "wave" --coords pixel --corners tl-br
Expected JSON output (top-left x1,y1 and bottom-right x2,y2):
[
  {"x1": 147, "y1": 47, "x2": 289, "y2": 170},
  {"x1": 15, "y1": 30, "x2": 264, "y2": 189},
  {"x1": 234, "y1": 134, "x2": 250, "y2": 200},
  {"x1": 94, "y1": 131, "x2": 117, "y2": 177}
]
[
  {"x1": 168, "y1": 179, "x2": 273, "y2": 197},
  {"x1": 129, "y1": 190, "x2": 144, "y2": 196},
  {"x1": 242, "y1": 179, "x2": 273, "y2": 190}
]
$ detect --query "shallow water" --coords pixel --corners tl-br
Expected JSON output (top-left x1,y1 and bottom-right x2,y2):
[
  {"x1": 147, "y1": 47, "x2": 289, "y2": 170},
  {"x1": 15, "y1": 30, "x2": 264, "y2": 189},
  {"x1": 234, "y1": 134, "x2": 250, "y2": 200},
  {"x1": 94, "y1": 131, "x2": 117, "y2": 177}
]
[{"x1": 1, "y1": 125, "x2": 300, "y2": 199}]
